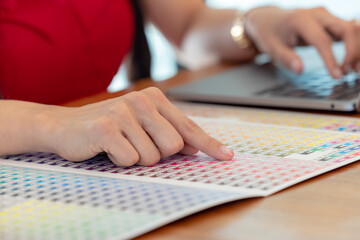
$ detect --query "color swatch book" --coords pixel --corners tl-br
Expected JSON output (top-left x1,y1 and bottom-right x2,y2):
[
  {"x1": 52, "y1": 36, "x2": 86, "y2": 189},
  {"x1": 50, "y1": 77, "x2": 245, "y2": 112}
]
[{"x1": 2, "y1": 103, "x2": 360, "y2": 240}]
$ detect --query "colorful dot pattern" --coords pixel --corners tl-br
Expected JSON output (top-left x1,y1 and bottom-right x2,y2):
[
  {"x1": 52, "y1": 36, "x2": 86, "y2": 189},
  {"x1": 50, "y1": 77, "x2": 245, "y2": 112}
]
[
  {"x1": 3, "y1": 119, "x2": 360, "y2": 194},
  {"x1": 0, "y1": 165, "x2": 238, "y2": 240},
  {"x1": 175, "y1": 102, "x2": 360, "y2": 133},
  {"x1": 3, "y1": 108, "x2": 360, "y2": 239}
]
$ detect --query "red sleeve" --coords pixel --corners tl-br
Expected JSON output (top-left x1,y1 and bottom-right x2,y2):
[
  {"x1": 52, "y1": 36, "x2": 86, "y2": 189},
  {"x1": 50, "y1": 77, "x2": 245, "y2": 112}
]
[{"x1": 0, "y1": 0, "x2": 134, "y2": 104}]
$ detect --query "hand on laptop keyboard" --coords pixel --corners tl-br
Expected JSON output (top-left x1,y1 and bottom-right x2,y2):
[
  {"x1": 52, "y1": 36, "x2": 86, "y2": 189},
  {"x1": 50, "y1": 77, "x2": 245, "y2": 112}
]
[
  {"x1": 256, "y1": 71, "x2": 360, "y2": 100},
  {"x1": 245, "y1": 7, "x2": 360, "y2": 79}
]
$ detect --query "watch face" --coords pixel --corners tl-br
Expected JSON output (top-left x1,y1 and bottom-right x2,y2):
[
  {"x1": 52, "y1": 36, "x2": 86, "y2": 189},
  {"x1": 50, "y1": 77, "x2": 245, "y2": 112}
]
[{"x1": 231, "y1": 15, "x2": 252, "y2": 48}]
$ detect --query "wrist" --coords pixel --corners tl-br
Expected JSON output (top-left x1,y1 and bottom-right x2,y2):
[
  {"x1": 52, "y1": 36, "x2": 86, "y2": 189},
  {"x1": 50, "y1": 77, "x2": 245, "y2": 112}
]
[
  {"x1": 230, "y1": 10, "x2": 260, "y2": 54},
  {"x1": 230, "y1": 11, "x2": 253, "y2": 49},
  {"x1": 243, "y1": 6, "x2": 281, "y2": 50},
  {"x1": 33, "y1": 105, "x2": 66, "y2": 154},
  {"x1": 0, "y1": 100, "x2": 64, "y2": 156}
]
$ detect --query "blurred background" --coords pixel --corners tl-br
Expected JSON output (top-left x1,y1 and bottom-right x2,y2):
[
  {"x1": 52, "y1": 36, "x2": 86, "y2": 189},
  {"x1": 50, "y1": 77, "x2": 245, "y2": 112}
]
[{"x1": 108, "y1": 0, "x2": 360, "y2": 92}]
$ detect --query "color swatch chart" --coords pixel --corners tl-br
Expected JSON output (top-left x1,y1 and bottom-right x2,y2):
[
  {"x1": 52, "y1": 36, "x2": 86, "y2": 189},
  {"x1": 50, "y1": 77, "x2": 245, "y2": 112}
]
[
  {"x1": 0, "y1": 165, "x2": 241, "y2": 240},
  {"x1": 2, "y1": 113, "x2": 360, "y2": 239},
  {"x1": 174, "y1": 102, "x2": 360, "y2": 133}
]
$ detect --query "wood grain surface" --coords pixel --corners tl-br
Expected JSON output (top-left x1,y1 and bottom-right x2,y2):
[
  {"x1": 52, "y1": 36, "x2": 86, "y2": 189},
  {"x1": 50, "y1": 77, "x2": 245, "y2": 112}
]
[{"x1": 62, "y1": 64, "x2": 360, "y2": 240}]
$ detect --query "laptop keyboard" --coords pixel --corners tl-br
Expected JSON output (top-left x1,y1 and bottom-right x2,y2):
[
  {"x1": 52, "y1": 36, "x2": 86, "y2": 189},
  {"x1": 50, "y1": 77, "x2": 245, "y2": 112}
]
[{"x1": 256, "y1": 70, "x2": 360, "y2": 100}]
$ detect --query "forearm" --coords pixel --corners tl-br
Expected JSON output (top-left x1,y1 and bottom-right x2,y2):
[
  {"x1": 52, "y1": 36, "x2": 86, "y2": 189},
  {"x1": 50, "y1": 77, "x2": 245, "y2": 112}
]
[
  {"x1": 142, "y1": 0, "x2": 257, "y2": 68},
  {"x1": 0, "y1": 100, "x2": 57, "y2": 155},
  {"x1": 178, "y1": 8, "x2": 257, "y2": 65}
]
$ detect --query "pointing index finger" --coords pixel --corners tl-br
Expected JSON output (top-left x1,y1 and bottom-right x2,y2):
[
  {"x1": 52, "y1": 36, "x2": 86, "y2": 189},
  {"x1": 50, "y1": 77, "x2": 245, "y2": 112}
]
[
  {"x1": 174, "y1": 116, "x2": 234, "y2": 160},
  {"x1": 142, "y1": 87, "x2": 234, "y2": 160},
  {"x1": 295, "y1": 16, "x2": 341, "y2": 79}
]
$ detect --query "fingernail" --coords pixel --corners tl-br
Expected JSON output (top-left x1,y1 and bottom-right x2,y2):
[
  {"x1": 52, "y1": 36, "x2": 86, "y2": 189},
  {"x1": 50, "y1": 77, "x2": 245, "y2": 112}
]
[
  {"x1": 290, "y1": 59, "x2": 301, "y2": 74},
  {"x1": 220, "y1": 145, "x2": 234, "y2": 159},
  {"x1": 344, "y1": 64, "x2": 351, "y2": 74},
  {"x1": 333, "y1": 67, "x2": 343, "y2": 79}
]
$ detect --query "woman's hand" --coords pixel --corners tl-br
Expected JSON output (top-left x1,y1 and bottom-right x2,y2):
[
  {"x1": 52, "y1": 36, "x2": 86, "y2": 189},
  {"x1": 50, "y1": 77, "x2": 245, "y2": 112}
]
[
  {"x1": 245, "y1": 6, "x2": 360, "y2": 78},
  {"x1": 42, "y1": 87, "x2": 234, "y2": 166}
]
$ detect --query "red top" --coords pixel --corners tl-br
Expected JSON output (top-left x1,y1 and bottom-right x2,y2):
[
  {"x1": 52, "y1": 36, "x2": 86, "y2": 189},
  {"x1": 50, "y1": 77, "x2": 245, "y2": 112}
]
[{"x1": 0, "y1": 0, "x2": 134, "y2": 104}]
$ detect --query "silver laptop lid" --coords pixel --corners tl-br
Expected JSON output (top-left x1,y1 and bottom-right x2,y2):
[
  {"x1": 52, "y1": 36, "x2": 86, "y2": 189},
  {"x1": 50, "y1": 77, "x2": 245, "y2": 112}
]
[{"x1": 167, "y1": 44, "x2": 360, "y2": 112}]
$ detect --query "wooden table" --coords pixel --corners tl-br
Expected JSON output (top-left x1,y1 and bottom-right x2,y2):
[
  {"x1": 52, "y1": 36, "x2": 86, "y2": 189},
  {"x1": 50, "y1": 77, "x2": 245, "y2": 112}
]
[{"x1": 64, "y1": 65, "x2": 360, "y2": 240}]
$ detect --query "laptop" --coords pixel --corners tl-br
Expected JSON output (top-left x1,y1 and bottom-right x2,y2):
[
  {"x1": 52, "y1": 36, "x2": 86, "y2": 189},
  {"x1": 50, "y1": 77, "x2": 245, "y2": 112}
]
[{"x1": 167, "y1": 44, "x2": 360, "y2": 112}]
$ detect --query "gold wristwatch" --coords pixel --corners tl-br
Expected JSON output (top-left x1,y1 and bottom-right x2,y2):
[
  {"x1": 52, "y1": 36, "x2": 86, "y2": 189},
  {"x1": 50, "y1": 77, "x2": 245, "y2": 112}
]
[{"x1": 230, "y1": 11, "x2": 253, "y2": 49}]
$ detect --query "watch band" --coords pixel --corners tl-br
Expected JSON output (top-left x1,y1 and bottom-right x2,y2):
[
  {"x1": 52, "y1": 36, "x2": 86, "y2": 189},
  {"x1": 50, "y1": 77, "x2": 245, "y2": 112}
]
[{"x1": 230, "y1": 11, "x2": 253, "y2": 49}]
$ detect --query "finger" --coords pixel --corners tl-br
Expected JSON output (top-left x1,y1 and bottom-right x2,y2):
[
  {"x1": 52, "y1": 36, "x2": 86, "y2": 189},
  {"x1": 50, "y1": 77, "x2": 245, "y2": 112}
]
[
  {"x1": 122, "y1": 91, "x2": 185, "y2": 159},
  {"x1": 119, "y1": 107, "x2": 161, "y2": 166},
  {"x1": 355, "y1": 60, "x2": 360, "y2": 73},
  {"x1": 264, "y1": 35, "x2": 303, "y2": 74},
  {"x1": 295, "y1": 16, "x2": 342, "y2": 79},
  {"x1": 142, "y1": 88, "x2": 234, "y2": 160},
  {"x1": 337, "y1": 26, "x2": 356, "y2": 73},
  {"x1": 349, "y1": 25, "x2": 360, "y2": 72},
  {"x1": 168, "y1": 115, "x2": 233, "y2": 160},
  {"x1": 179, "y1": 143, "x2": 199, "y2": 155},
  {"x1": 140, "y1": 109, "x2": 185, "y2": 159},
  {"x1": 105, "y1": 133, "x2": 140, "y2": 167},
  {"x1": 316, "y1": 11, "x2": 358, "y2": 73}
]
